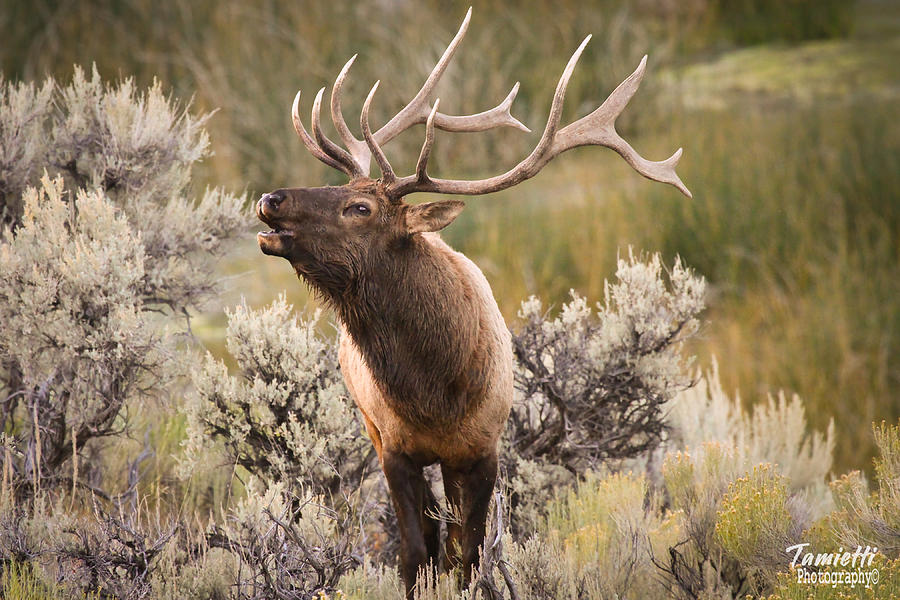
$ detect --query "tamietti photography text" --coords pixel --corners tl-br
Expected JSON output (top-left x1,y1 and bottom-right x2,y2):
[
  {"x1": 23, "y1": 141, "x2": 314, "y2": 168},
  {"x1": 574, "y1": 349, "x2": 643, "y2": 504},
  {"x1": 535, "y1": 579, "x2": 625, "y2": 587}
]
[{"x1": 787, "y1": 543, "x2": 881, "y2": 589}]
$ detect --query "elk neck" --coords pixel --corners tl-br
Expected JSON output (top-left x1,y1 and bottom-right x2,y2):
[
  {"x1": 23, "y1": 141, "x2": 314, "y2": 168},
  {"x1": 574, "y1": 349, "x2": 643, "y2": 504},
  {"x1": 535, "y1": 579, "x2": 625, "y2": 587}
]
[{"x1": 333, "y1": 233, "x2": 483, "y2": 429}]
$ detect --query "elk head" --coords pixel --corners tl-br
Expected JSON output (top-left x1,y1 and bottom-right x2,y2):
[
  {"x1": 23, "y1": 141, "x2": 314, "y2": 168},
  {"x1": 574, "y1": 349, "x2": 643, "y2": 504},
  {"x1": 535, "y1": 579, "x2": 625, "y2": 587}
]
[
  {"x1": 256, "y1": 7, "x2": 690, "y2": 298},
  {"x1": 257, "y1": 179, "x2": 465, "y2": 299}
]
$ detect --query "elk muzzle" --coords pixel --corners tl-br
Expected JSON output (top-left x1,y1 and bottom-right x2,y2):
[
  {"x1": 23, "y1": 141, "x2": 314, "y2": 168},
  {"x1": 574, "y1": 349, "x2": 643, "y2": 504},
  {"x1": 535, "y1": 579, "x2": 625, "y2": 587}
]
[{"x1": 256, "y1": 191, "x2": 293, "y2": 256}]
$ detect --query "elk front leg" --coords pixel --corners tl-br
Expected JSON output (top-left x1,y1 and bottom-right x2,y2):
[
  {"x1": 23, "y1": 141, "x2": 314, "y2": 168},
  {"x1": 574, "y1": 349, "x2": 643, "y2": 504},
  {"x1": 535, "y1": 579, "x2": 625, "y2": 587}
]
[
  {"x1": 382, "y1": 451, "x2": 434, "y2": 597},
  {"x1": 441, "y1": 452, "x2": 499, "y2": 583},
  {"x1": 422, "y1": 478, "x2": 442, "y2": 567}
]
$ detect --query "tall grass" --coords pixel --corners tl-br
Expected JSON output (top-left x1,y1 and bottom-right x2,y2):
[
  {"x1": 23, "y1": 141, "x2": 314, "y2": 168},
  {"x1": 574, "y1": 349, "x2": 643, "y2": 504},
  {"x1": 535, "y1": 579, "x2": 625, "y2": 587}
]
[
  {"x1": 661, "y1": 101, "x2": 898, "y2": 473},
  {"x1": 1, "y1": 562, "x2": 100, "y2": 600}
]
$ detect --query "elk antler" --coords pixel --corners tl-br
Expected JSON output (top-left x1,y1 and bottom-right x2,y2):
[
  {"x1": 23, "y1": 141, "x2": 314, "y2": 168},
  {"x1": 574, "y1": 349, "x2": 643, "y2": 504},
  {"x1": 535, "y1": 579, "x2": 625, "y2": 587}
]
[
  {"x1": 292, "y1": 8, "x2": 691, "y2": 199},
  {"x1": 294, "y1": 7, "x2": 528, "y2": 177},
  {"x1": 389, "y1": 36, "x2": 691, "y2": 198}
]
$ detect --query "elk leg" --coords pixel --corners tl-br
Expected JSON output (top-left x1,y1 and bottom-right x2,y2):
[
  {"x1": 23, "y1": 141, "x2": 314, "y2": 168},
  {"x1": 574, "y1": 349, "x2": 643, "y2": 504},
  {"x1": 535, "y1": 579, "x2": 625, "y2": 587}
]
[
  {"x1": 440, "y1": 452, "x2": 499, "y2": 583},
  {"x1": 441, "y1": 462, "x2": 467, "y2": 573},
  {"x1": 382, "y1": 451, "x2": 431, "y2": 597},
  {"x1": 422, "y1": 479, "x2": 442, "y2": 567}
]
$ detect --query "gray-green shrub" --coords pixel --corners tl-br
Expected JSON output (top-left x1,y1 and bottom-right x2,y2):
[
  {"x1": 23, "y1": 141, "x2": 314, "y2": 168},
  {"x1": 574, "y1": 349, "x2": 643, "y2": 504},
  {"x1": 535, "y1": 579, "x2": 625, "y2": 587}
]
[
  {"x1": 0, "y1": 68, "x2": 246, "y2": 501},
  {"x1": 498, "y1": 361, "x2": 837, "y2": 600},
  {"x1": 505, "y1": 250, "x2": 705, "y2": 533},
  {"x1": 510, "y1": 250, "x2": 706, "y2": 467},
  {"x1": 666, "y1": 360, "x2": 836, "y2": 517},
  {"x1": 206, "y1": 482, "x2": 363, "y2": 600},
  {"x1": 184, "y1": 296, "x2": 373, "y2": 498},
  {"x1": 0, "y1": 76, "x2": 52, "y2": 226},
  {"x1": 0, "y1": 177, "x2": 167, "y2": 497}
]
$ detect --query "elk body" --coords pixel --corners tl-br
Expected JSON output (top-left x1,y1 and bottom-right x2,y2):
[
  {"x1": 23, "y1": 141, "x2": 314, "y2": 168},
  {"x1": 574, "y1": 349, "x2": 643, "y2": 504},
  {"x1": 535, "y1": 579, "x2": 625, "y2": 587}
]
[{"x1": 256, "y1": 8, "x2": 690, "y2": 596}]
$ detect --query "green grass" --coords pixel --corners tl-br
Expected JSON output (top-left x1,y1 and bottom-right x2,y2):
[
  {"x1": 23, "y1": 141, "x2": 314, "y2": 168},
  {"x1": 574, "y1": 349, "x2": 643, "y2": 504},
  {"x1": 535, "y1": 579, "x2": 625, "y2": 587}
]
[
  {"x1": 1, "y1": 562, "x2": 100, "y2": 600},
  {"x1": 671, "y1": 36, "x2": 900, "y2": 110}
]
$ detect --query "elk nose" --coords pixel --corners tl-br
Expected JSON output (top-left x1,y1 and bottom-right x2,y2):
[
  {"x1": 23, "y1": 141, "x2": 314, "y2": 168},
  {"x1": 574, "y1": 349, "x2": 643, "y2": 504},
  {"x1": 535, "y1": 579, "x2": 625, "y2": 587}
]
[
  {"x1": 258, "y1": 192, "x2": 285, "y2": 218},
  {"x1": 260, "y1": 191, "x2": 284, "y2": 210}
]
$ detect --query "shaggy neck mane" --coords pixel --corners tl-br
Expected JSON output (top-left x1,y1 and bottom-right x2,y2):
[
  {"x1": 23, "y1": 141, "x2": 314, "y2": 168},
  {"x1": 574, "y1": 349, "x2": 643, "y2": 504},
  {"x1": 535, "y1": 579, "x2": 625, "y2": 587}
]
[{"x1": 329, "y1": 234, "x2": 481, "y2": 428}]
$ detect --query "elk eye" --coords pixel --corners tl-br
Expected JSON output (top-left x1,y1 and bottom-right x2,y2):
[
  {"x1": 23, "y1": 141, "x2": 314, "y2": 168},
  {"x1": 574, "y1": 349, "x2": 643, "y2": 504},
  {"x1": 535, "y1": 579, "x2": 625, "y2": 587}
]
[{"x1": 347, "y1": 203, "x2": 371, "y2": 216}]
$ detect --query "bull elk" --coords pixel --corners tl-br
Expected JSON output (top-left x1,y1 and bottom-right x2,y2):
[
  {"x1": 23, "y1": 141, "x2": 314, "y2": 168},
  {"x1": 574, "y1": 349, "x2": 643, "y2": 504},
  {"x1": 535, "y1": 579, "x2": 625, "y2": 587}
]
[{"x1": 256, "y1": 8, "x2": 690, "y2": 596}]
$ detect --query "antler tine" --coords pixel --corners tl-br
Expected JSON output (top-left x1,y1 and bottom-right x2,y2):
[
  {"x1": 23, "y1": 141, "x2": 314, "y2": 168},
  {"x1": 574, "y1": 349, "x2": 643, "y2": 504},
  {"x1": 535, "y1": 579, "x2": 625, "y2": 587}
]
[
  {"x1": 374, "y1": 7, "x2": 532, "y2": 145},
  {"x1": 311, "y1": 88, "x2": 364, "y2": 178},
  {"x1": 372, "y1": 6, "x2": 471, "y2": 148},
  {"x1": 429, "y1": 82, "x2": 529, "y2": 134},
  {"x1": 388, "y1": 38, "x2": 692, "y2": 199},
  {"x1": 331, "y1": 54, "x2": 371, "y2": 170},
  {"x1": 551, "y1": 55, "x2": 692, "y2": 197},
  {"x1": 518, "y1": 35, "x2": 592, "y2": 178},
  {"x1": 360, "y1": 81, "x2": 396, "y2": 184},
  {"x1": 324, "y1": 9, "x2": 471, "y2": 176},
  {"x1": 291, "y1": 90, "x2": 348, "y2": 174},
  {"x1": 415, "y1": 100, "x2": 440, "y2": 184}
]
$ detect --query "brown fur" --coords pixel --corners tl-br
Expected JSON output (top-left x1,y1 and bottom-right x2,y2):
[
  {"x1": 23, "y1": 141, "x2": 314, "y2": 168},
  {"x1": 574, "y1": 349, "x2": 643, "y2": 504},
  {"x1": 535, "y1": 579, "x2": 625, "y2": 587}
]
[{"x1": 256, "y1": 180, "x2": 512, "y2": 594}]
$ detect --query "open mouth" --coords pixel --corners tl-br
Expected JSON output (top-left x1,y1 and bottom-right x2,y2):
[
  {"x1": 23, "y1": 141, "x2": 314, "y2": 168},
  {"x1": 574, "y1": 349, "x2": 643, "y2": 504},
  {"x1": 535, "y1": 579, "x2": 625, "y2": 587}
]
[
  {"x1": 257, "y1": 226, "x2": 292, "y2": 256},
  {"x1": 258, "y1": 228, "x2": 288, "y2": 237},
  {"x1": 258, "y1": 227, "x2": 295, "y2": 246},
  {"x1": 256, "y1": 198, "x2": 294, "y2": 241},
  {"x1": 256, "y1": 211, "x2": 291, "y2": 238}
]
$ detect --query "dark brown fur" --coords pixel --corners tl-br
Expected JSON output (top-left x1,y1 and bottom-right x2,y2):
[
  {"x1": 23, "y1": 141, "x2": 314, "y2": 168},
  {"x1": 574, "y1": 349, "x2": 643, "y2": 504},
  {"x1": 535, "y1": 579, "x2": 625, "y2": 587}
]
[{"x1": 259, "y1": 183, "x2": 479, "y2": 429}]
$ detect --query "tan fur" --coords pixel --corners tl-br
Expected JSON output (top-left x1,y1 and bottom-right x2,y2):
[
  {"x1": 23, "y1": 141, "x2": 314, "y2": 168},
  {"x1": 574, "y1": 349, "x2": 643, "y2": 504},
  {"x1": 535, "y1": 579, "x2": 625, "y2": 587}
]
[{"x1": 338, "y1": 233, "x2": 512, "y2": 469}]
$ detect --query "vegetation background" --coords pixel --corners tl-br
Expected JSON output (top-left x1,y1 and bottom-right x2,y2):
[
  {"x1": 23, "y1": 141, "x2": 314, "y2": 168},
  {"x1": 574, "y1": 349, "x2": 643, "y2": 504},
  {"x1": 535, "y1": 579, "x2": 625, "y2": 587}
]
[
  {"x1": 5, "y1": 0, "x2": 895, "y2": 472},
  {"x1": 1, "y1": 0, "x2": 899, "y2": 598}
]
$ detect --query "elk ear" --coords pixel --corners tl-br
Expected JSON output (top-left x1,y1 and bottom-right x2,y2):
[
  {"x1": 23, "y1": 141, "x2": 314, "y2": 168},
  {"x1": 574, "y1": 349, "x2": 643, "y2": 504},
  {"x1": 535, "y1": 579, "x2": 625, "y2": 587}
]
[{"x1": 405, "y1": 200, "x2": 465, "y2": 234}]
